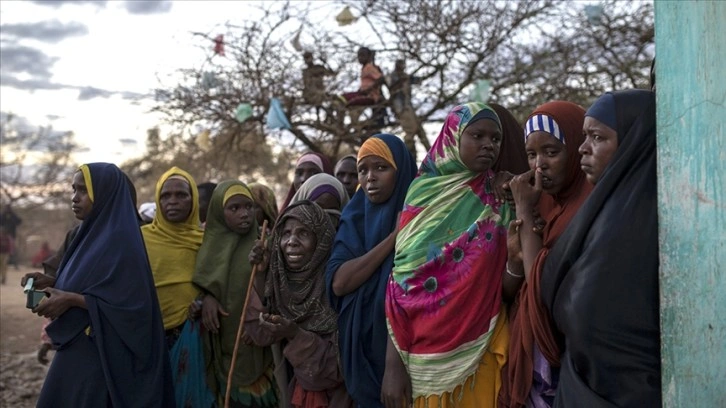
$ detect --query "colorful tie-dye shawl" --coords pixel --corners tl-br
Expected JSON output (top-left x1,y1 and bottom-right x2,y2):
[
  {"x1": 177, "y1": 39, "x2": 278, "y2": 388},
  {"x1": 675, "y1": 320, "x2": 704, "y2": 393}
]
[{"x1": 386, "y1": 103, "x2": 513, "y2": 398}]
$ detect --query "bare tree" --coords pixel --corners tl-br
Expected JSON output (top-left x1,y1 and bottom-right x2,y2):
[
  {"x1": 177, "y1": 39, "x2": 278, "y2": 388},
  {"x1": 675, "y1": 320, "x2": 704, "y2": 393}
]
[
  {"x1": 148, "y1": 0, "x2": 653, "y2": 175},
  {"x1": 0, "y1": 112, "x2": 79, "y2": 208}
]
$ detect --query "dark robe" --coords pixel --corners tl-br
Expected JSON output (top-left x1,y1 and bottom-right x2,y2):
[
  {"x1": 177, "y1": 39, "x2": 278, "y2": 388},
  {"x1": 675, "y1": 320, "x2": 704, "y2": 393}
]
[
  {"x1": 540, "y1": 90, "x2": 661, "y2": 407},
  {"x1": 38, "y1": 163, "x2": 175, "y2": 408}
]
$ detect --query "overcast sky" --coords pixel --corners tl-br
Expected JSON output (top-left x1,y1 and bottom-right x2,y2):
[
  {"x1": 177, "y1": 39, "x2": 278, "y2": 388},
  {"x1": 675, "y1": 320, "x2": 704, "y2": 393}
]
[{"x1": 0, "y1": 0, "x2": 288, "y2": 164}]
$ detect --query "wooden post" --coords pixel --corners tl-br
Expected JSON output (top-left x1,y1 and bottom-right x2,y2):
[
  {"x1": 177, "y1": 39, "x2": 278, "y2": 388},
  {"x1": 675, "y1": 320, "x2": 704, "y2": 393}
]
[{"x1": 655, "y1": 1, "x2": 726, "y2": 406}]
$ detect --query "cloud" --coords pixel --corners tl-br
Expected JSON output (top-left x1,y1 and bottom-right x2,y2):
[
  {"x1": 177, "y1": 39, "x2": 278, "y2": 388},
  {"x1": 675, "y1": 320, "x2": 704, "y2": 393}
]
[
  {"x1": 0, "y1": 111, "x2": 75, "y2": 152},
  {"x1": 0, "y1": 75, "x2": 65, "y2": 91},
  {"x1": 30, "y1": 0, "x2": 107, "y2": 8},
  {"x1": 77, "y1": 86, "x2": 114, "y2": 100},
  {"x1": 0, "y1": 44, "x2": 58, "y2": 79},
  {"x1": 124, "y1": 0, "x2": 172, "y2": 14},
  {"x1": 118, "y1": 138, "x2": 138, "y2": 145},
  {"x1": 0, "y1": 20, "x2": 88, "y2": 43}
]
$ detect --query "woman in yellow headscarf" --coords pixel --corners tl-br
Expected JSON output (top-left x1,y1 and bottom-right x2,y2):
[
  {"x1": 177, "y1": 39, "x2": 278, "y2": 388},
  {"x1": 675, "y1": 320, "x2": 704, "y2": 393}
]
[{"x1": 141, "y1": 166, "x2": 204, "y2": 347}]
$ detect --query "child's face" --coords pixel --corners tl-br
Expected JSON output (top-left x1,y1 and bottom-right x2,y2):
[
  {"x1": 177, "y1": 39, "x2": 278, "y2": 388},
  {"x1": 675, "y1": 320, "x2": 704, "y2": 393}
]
[
  {"x1": 223, "y1": 195, "x2": 254, "y2": 235},
  {"x1": 357, "y1": 155, "x2": 396, "y2": 204},
  {"x1": 357, "y1": 50, "x2": 370, "y2": 64}
]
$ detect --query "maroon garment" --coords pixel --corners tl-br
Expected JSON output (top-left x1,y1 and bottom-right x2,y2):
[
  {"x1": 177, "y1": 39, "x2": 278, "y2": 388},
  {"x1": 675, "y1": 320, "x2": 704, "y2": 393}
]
[
  {"x1": 500, "y1": 101, "x2": 592, "y2": 408},
  {"x1": 245, "y1": 291, "x2": 353, "y2": 408}
]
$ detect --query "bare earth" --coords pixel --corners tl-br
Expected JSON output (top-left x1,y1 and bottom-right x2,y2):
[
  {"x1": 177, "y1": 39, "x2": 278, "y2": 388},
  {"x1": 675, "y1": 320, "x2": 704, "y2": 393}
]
[{"x1": 0, "y1": 265, "x2": 51, "y2": 408}]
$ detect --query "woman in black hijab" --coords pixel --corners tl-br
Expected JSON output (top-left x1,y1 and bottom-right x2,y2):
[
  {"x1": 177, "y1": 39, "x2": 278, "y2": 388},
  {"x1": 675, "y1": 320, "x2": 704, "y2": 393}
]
[{"x1": 541, "y1": 89, "x2": 660, "y2": 407}]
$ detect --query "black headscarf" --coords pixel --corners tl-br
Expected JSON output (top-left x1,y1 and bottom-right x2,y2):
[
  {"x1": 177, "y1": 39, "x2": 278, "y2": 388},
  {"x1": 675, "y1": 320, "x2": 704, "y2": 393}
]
[
  {"x1": 490, "y1": 103, "x2": 529, "y2": 174},
  {"x1": 540, "y1": 89, "x2": 660, "y2": 407}
]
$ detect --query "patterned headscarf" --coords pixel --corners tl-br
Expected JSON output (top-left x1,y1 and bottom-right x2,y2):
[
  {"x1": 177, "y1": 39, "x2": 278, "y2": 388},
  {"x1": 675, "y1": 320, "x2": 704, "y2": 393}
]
[
  {"x1": 248, "y1": 182, "x2": 278, "y2": 225},
  {"x1": 265, "y1": 201, "x2": 337, "y2": 334},
  {"x1": 387, "y1": 103, "x2": 512, "y2": 398}
]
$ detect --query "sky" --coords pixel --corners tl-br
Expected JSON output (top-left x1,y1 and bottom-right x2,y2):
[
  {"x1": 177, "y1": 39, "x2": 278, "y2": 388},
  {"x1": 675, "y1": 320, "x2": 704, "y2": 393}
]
[{"x1": 0, "y1": 0, "x2": 293, "y2": 165}]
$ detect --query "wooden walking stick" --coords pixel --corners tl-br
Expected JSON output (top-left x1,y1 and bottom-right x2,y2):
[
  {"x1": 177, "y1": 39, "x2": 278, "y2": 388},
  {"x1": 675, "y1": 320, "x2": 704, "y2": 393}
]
[{"x1": 224, "y1": 220, "x2": 268, "y2": 408}]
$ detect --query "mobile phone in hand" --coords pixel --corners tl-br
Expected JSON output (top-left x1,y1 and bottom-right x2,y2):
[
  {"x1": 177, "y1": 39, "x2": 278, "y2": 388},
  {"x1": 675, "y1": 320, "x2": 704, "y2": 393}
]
[{"x1": 26, "y1": 290, "x2": 48, "y2": 309}]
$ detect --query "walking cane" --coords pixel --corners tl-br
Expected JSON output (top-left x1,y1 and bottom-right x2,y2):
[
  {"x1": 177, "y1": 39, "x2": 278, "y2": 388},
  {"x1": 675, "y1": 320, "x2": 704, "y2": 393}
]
[{"x1": 224, "y1": 219, "x2": 268, "y2": 408}]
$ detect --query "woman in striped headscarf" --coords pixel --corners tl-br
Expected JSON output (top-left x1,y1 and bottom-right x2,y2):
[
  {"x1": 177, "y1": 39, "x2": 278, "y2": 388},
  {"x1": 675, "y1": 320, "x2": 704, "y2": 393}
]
[
  {"x1": 498, "y1": 101, "x2": 591, "y2": 408},
  {"x1": 384, "y1": 103, "x2": 516, "y2": 408}
]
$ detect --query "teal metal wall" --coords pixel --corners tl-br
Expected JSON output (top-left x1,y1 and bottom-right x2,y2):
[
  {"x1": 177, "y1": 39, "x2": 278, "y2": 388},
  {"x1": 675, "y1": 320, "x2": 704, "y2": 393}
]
[{"x1": 655, "y1": 1, "x2": 726, "y2": 406}]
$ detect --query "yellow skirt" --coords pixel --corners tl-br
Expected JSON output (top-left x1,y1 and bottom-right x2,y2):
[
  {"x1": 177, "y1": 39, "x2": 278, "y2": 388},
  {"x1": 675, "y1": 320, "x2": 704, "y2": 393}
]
[{"x1": 413, "y1": 308, "x2": 509, "y2": 408}]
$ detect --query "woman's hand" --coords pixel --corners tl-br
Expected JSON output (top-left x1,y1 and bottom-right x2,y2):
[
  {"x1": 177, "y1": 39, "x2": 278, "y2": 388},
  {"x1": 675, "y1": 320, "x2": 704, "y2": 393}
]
[
  {"x1": 21, "y1": 272, "x2": 55, "y2": 290},
  {"x1": 248, "y1": 239, "x2": 269, "y2": 272},
  {"x1": 258, "y1": 313, "x2": 299, "y2": 341},
  {"x1": 201, "y1": 295, "x2": 228, "y2": 333},
  {"x1": 33, "y1": 288, "x2": 81, "y2": 320},
  {"x1": 494, "y1": 171, "x2": 515, "y2": 204},
  {"x1": 507, "y1": 219, "x2": 524, "y2": 265},
  {"x1": 509, "y1": 169, "x2": 542, "y2": 216},
  {"x1": 188, "y1": 298, "x2": 203, "y2": 320},
  {"x1": 381, "y1": 338, "x2": 412, "y2": 408}
]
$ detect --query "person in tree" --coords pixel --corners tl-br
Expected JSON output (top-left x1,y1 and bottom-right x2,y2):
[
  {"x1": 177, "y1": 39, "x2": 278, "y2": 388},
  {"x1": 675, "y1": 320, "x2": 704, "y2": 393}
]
[
  {"x1": 388, "y1": 58, "x2": 425, "y2": 156},
  {"x1": 302, "y1": 51, "x2": 336, "y2": 114},
  {"x1": 340, "y1": 47, "x2": 385, "y2": 107}
]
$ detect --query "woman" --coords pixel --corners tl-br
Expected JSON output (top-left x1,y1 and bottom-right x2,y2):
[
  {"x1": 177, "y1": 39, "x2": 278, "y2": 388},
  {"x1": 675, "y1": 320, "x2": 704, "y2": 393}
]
[
  {"x1": 499, "y1": 101, "x2": 592, "y2": 408},
  {"x1": 24, "y1": 163, "x2": 174, "y2": 407},
  {"x1": 281, "y1": 152, "x2": 334, "y2": 210},
  {"x1": 193, "y1": 181, "x2": 277, "y2": 407},
  {"x1": 325, "y1": 134, "x2": 416, "y2": 407},
  {"x1": 248, "y1": 201, "x2": 354, "y2": 407},
  {"x1": 384, "y1": 103, "x2": 515, "y2": 408},
  {"x1": 249, "y1": 182, "x2": 279, "y2": 233},
  {"x1": 541, "y1": 90, "x2": 660, "y2": 407},
  {"x1": 291, "y1": 173, "x2": 349, "y2": 226},
  {"x1": 142, "y1": 167, "x2": 204, "y2": 347}
]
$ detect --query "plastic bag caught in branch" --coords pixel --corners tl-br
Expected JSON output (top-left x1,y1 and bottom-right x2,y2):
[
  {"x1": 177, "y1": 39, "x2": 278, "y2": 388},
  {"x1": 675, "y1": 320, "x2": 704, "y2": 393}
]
[
  {"x1": 336, "y1": 6, "x2": 357, "y2": 26},
  {"x1": 266, "y1": 98, "x2": 292, "y2": 130},
  {"x1": 235, "y1": 103, "x2": 253, "y2": 123}
]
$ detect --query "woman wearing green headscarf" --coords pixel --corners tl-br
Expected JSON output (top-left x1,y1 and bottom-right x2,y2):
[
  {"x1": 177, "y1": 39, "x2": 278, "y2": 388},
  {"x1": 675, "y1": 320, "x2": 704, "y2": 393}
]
[{"x1": 193, "y1": 180, "x2": 277, "y2": 408}]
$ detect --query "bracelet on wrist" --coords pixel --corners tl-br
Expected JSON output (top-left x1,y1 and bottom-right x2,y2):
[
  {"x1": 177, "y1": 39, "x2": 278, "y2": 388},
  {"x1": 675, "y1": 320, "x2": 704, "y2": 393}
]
[{"x1": 506, "y1": 264, "x2": 525, "y2": 279}]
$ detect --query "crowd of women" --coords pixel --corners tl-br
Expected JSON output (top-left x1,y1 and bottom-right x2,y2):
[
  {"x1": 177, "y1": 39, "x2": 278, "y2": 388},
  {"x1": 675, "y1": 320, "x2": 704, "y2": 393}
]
[{"x1": 20, "y1": 86, "x2": 660, "y2": 408}]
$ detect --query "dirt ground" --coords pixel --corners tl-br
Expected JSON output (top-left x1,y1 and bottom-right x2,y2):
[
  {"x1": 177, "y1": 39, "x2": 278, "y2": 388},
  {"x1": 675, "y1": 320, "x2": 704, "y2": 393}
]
[{"x1": 0, "y1": 265, "x2": 51, "y2": 407}]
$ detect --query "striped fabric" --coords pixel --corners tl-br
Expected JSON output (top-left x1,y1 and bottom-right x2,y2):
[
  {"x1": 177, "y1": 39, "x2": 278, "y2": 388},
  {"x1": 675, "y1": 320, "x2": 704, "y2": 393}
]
[{"x1": 525, "y1": 114, "x2": 565, "y2": 144}]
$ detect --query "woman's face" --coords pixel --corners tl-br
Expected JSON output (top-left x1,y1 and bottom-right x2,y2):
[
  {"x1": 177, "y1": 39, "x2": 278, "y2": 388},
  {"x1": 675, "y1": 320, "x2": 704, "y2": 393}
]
[
  {"x1": 525, "y1": 131, "x2": 568, "y2": 195},
  {"x1": 293, "y1": 162, "x2": 322, "y2": 191},
  {"x1": 159, "y1": 179, "x2": 193, "y2": 223},
  {"x1": 579, "y1": 116, "x2": 618, "y2": 185},
  {"x1": 458, "y1": 119, "x2": 502, "y2": 173},
  {"x1": 335, "y1": 159, "x2": 359, "y2": 198},
  {"x1": 71, "y1": 171, "x2": 93, "y2": 220},
  {"x1": 358, "y1": 155, "x2": 396, "y2": 204},
  {"x1": 281, "y1": 218, "x2": 317, "y2": 271},
  {"x1": 223, "y1": 195, "x2": 254, "y2": 235}
]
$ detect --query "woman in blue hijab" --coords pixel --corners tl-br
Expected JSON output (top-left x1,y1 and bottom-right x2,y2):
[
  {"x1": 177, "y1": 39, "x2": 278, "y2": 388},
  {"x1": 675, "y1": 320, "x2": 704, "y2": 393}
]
[
  {"x1": 24, "y1": 163, "x2": 174, "y2": 407},
  {"x1": 325, "y1": 134, "x2": 416, "y2": 407}
]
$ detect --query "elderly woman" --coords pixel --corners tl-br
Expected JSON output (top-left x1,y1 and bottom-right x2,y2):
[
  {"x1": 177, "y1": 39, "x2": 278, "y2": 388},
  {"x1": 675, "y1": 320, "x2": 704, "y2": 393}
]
[
  {"x1": 24, "y1": 163, "x2": 174, "y2": 407},
  {"x1": 384, "y1": 103, "x2": 517, "y2": 408},
  {"x1": 247, "y1": 201, "x2": 354, "y2": 407},
  {"x1": 541, "y1": 90, "x2": 660, "y2": 407}
]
